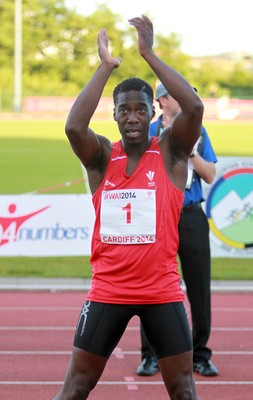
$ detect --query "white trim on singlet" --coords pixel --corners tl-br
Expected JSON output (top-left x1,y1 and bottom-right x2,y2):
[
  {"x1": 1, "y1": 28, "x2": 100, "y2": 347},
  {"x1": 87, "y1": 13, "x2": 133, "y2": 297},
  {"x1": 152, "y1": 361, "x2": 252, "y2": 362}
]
[
  {"x1": 145, "y1": 150, "x2": 160, "y2": 154},
  {"x1": 111, "y1": 156, "x2": 127, "y2": 161}
]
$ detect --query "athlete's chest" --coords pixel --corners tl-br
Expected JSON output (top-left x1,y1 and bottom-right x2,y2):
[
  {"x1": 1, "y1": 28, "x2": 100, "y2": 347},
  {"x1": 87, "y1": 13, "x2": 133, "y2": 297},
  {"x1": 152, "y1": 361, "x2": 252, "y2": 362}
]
[{"x1": 104, "y1": 151, "x2": 162, "y2": 191}]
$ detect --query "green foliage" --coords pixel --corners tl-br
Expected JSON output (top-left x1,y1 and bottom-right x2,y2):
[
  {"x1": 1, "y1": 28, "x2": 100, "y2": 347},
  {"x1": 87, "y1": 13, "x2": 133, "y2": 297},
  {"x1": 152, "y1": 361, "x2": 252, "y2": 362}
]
[
  {"x1": 1, "y1": 0, "x2": 252, "y2": 110},
  {"x1": 227, "y1": 63, "x2": 253, "y2": 97},
  {"x1": 154, "y1": 34, "x2": 192, "y2": 79}
]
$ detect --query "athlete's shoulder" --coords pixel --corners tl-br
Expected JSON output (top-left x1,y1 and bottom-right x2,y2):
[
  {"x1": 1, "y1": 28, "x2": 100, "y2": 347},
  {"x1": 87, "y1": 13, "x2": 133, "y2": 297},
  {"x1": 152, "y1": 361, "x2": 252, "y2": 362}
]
[
  {"x1": 150, "y1": 136, "x2": 159, "y2": 147},
  {"x1": 112, "y1": 140, "x2": 122, "y2": 150}
]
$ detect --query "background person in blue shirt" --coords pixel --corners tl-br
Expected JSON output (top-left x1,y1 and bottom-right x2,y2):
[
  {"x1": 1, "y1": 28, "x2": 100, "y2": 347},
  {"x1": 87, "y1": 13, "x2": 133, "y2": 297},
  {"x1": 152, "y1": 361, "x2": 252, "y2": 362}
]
[{"x1": 136, "y1": 84, "x2": 219, "y2": 377}]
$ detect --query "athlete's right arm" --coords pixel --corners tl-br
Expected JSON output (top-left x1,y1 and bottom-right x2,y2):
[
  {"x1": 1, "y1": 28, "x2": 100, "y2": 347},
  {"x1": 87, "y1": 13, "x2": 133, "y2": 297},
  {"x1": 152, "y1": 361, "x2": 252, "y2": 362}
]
[{"x1": 65, "y1": 29, "x2": 121, "y2": 171}]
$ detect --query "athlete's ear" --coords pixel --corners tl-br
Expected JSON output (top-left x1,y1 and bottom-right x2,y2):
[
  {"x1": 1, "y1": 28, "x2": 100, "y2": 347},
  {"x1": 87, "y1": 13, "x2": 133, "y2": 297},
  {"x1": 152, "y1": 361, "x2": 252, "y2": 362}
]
[{"x1": 113, "y1": 108, "x2": 116, "y2": 121}]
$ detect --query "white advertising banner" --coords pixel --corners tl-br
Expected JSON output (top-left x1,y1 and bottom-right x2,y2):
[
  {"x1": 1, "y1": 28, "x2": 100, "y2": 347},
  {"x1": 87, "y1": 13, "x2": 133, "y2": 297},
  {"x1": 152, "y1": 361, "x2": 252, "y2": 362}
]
[
  {"x1": 0, "y1": 195, "x2": 95, "y2": 256},
  {"x1": 202, "y1": 157, "x2": 253, "y2": 258}
]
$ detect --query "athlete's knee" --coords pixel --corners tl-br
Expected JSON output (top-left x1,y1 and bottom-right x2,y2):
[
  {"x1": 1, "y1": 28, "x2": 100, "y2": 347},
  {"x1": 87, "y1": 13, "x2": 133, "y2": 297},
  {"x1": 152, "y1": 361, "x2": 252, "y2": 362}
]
[
  {"x1": 71, "y1": 385, "x2": 91, "y2": 399},
  {"x1": 54, "y1": 386, "x2": 92, "y2": 400},
  {"x1": 170, "y1": 381, "x2": 198, "y2": 400},
  {"x1": 54, "y1": 377, "x2": 96, "y2": 400},
  {"x1": 173, "y1": 387, "x2": 197, "y2": 400},
  {"x1": 163, "y1": 373, "x2": 198, "y2": 400},
  {"x1": 67, "y1": 386, "x2": 90, "y2": 400}
]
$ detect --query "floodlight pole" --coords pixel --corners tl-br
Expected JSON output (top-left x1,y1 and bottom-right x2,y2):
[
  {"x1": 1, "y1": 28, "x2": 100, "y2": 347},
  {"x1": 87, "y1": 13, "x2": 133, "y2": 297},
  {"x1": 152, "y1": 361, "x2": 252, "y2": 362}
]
[{"x1": 14, "y1": 0, "x2": 22, "y2": 112}]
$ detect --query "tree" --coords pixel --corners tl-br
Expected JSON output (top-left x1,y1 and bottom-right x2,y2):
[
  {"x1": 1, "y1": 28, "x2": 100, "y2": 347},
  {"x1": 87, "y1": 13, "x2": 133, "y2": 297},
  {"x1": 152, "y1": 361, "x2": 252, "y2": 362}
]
[{"x1": 0, "y1": 0, "x2": 251, "y2": 110}]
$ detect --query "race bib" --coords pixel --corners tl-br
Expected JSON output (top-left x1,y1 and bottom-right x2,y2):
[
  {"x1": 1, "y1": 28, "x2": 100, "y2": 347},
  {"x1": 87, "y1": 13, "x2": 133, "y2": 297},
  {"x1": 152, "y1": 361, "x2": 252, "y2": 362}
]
[{"x1": 100, "y1": 189, "x2": 156, "y2": 244}]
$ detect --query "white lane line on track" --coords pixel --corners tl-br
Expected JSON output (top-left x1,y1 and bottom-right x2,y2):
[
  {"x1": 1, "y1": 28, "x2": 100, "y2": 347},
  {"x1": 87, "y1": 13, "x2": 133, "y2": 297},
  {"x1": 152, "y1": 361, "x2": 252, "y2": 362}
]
[
  {"x1": 124, "y1": 376, "x2": 138, "y2": 391},
  {"x1": 1, "y1": 326, "x2": 253, "y2": 331},
  {"x1": 0, "y1": 307, "x2": 80, "y2": 311},
  {"x1": 0, "y1": 381, "x2": 253, "y2": 385},
  {"x1": 1, "y1": 350, "x2": 253, "y2": 355},
  {"x1": 0, "y1": 327, "x2": 75, "y2": 330}
]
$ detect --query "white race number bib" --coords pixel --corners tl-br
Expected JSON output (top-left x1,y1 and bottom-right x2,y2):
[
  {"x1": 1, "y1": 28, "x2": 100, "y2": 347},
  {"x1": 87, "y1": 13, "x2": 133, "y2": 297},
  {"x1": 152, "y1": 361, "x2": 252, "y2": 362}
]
[{"x1": 100, "y1": 189, "x2": 156, "y2": 244}]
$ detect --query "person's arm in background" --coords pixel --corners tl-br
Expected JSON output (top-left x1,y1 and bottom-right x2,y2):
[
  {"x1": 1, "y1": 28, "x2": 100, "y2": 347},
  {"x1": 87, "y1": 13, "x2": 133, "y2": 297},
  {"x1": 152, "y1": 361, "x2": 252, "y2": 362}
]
[
  {"x1": 189, "y1": 154, "x2": 216, "y2": 184},
  {"x1": 190, "y1": 126, "x2": 217, "y2": 184}
]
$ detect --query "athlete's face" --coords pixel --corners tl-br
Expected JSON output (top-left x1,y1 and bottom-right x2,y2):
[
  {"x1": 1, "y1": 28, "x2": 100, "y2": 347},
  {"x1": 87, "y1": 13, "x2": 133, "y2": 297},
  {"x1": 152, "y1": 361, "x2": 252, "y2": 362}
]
[{"x1": 113, "y1": 90, "x2": 155, "y2": 143}]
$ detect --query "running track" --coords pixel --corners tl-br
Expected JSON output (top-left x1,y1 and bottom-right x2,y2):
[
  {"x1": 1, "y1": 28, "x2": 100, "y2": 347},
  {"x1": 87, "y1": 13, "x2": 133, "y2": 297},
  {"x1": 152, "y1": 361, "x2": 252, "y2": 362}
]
[{"x1": 0, "y1": 290, "x2": 253, "y2": 400}]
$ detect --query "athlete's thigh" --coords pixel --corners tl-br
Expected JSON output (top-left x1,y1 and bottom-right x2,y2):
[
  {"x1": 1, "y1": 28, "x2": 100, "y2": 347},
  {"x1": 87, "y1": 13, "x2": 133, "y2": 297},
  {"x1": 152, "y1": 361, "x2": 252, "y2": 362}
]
[
  {"x1": 140, "y1": 302, "x2": 192, "y2": 359},
  {"x1": 74, "y1": 301, "x2": 133, "y2": 357}
]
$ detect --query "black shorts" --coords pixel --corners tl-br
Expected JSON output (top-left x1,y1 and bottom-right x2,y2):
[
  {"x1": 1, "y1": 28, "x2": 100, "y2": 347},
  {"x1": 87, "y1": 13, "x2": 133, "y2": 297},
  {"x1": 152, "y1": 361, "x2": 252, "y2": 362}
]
[{"x1": 74, "y1": 301, "x2": 192, "y2": 359}]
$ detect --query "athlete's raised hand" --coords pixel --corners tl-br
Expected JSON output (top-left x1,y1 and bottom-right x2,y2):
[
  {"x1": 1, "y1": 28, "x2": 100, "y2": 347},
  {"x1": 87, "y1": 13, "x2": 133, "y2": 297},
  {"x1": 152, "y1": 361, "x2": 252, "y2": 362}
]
[
  {"x1": 128, "y1": 15, "x2": 154, "y2": 57},
  {"x1": 98, "y1": 28, "x2": 121, "y2": 68}
]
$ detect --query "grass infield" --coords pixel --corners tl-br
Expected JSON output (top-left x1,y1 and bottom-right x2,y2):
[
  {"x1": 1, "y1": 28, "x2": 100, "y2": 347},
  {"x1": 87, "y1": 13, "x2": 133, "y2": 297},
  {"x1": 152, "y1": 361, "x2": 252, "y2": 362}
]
[{"x1": 0, "y1": 256, "x2": 252, "y2": 280}]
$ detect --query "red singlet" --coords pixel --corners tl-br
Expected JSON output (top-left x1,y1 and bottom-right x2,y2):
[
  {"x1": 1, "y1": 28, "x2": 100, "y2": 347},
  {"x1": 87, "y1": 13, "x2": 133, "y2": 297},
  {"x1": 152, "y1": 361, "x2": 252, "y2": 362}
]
[{"x1": 86, "y1": 137, "x2": 184, "y2": 304}]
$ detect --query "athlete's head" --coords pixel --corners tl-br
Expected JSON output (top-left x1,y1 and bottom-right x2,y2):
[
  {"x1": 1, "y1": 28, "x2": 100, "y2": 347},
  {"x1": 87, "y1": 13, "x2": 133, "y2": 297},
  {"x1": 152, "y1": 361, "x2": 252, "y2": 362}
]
[
  {"x1": 113, "y1": 78, "x2": 154, "y2": 105},
  {"x1": 112, "y1": 78, "x2": 155, "y2": 141}
]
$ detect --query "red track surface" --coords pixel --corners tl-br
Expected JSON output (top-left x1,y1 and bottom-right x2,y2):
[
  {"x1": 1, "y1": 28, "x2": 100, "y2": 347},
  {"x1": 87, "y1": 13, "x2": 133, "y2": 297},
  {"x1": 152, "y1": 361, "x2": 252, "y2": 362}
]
[{"x1": 0, "y1": 291, "x2": 253, "y2": 400}]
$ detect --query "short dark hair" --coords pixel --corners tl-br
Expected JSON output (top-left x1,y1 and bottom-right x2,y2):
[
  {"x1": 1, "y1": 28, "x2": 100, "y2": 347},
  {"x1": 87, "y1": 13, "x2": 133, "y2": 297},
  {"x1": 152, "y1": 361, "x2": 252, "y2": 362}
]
[{"x1": 113, "y1": 78, "x2": 154, "y2": 105}]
